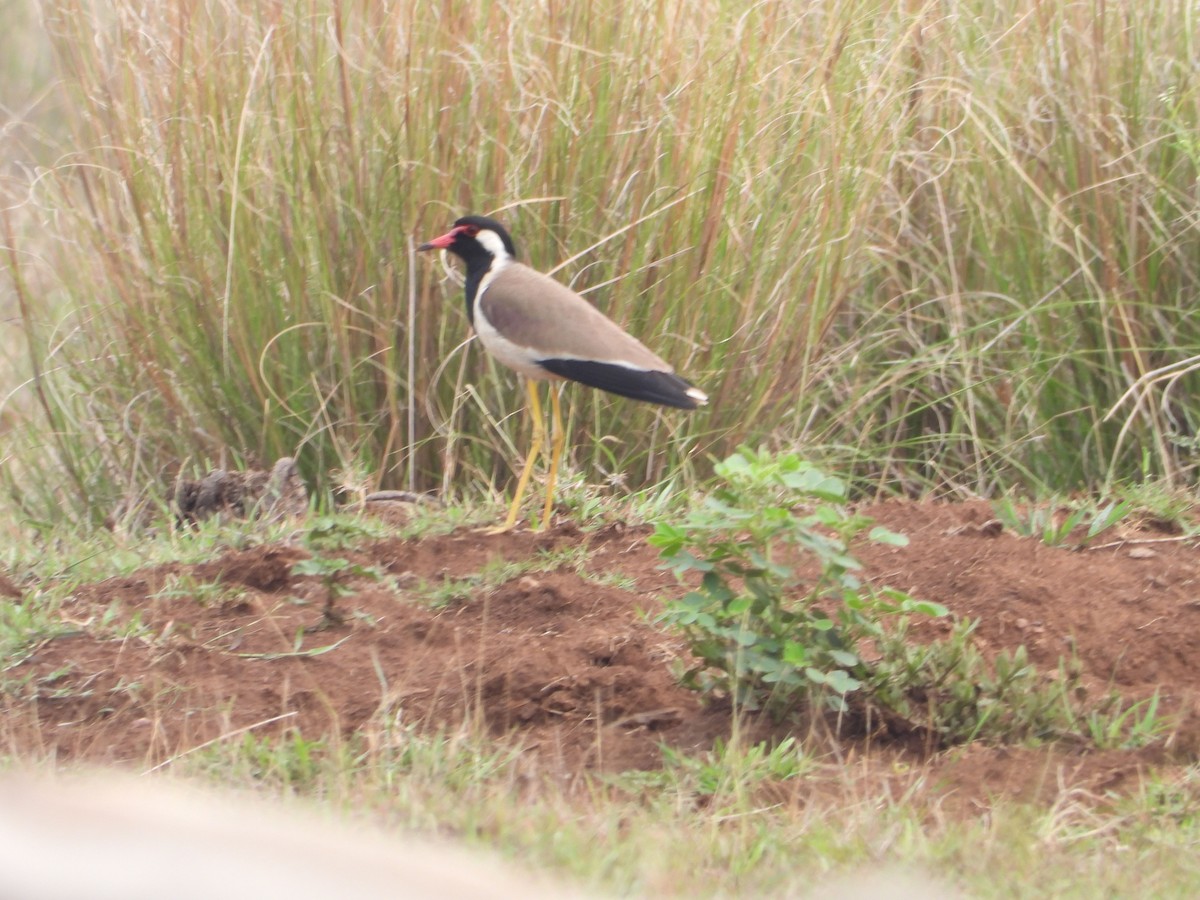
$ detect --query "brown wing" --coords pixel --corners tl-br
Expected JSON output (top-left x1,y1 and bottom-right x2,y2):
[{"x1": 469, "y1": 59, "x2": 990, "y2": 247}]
[{"x1": 478, "y1": 264, "x2": 675, "y2": 372}]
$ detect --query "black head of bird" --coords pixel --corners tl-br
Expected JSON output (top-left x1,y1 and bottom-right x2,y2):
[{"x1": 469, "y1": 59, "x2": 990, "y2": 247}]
[{"x1": 419, "y1": 215, "x2": 707, "y2": 532}]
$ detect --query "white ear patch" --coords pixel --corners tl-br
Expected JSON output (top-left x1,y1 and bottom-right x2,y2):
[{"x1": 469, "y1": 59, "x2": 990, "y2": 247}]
[{"x1": 476, "y1": 229, "x2": 512, "y2": 267}]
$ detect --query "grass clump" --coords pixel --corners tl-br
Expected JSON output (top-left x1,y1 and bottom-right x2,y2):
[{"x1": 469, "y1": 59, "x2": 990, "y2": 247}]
[
  {"x1": 4, "y1": 1, "x2": 1200, "y2": 524},
  {"x1": 992, "y1": 497, "x2": 1134, "y2": 548},
  {"x1": 871, "y1": 620, "x2": 1171, "y2": 748}
]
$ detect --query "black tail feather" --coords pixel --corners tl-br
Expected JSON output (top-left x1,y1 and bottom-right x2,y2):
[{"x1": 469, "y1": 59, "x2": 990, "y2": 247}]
[{"x1": 537, "y1": 358, "x2": 703, "y2": 409}]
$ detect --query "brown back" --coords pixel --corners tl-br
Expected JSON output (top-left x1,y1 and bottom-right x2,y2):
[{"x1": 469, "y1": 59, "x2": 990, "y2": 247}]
[{"x1": 478, "y1": 265, "x2": 674, "y2": 372}]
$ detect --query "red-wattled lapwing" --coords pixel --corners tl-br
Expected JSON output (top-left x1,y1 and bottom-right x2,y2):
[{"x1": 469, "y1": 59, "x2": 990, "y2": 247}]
[{"x1": 418, "y1": 214, "x2": 707, "y2": 533}]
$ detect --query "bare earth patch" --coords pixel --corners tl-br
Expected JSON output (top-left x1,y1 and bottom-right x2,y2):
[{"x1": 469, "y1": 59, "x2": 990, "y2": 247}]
[{"x1": 5, "y1": 502, "x2": 1198, "y2": 812}]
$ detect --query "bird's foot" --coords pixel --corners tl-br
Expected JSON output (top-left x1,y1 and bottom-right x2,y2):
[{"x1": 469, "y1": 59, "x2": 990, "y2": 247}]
[
  {"x1": 477, "y1": 522, "x2": 518, "y2": 536},
  {"x1": 478, "y1": 516, "x2": 553, "y2": 536}
]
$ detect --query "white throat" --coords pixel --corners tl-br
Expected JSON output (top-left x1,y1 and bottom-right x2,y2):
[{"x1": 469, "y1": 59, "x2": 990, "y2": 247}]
[{"x1": 476, "y1": 229, "x2": 512, "y2": 270}]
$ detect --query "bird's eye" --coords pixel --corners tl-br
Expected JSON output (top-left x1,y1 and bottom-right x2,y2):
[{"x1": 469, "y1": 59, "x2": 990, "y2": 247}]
[{"x1": 464, "y1": 226, "x2": 480, "y2": 237}]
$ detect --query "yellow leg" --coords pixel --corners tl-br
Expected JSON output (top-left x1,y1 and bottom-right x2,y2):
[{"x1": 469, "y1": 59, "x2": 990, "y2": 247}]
[
  {"x1": 487, "y1": 379, "x2": 545, "y2": 534},
  {"x1": 540, "y1": 384, "x2": 564, "y2": 531}
]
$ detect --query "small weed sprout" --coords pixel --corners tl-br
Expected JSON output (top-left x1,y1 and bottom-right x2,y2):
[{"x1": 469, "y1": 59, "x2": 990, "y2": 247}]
[
  {"x1": 992, "y1": 498, "x2": 1134, "y2": 548},
  {"x1": 651, "y1": 447, "x2": 946, "y2": 715},
  {"x1": 291, "y1": 556, "x2": 381, "y2": 628},
  {"x1": 293, "y1": 518, "x2": 383, "y2": 627}
]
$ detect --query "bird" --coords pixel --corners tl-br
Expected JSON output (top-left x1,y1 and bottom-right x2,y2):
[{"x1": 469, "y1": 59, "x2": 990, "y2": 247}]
[{"x1": 418, "y1": 214, "x2": 707, "y2": 533}]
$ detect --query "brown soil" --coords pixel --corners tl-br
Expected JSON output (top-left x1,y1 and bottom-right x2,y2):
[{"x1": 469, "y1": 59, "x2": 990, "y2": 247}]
[{"x1": 4, "y1": 502, "x2": 1199, "y2": 811}]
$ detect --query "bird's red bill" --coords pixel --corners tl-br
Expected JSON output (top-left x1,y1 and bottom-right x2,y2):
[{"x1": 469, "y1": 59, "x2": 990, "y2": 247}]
[{"x1": 417, "y1": 229, "x2": 458, "y2": 251}]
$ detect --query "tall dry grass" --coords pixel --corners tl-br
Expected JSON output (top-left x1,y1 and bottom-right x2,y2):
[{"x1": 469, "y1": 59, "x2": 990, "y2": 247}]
[{"x1": 3, "y1": 0, "x2": 1200, "y2": 521}]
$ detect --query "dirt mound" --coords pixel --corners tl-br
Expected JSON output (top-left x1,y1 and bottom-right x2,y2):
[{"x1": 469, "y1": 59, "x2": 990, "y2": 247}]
[
  {"x1": 857, "y1": 501, "x2": 1200, "y2": 703},
  {"x1": 4, "y1": 504, "x2": 1198, "y2": 809}
]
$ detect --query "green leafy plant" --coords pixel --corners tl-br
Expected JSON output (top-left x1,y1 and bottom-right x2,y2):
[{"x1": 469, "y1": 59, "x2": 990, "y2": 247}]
[
  {"x1": 651, "y1": 447, "x2": 946, "y2": 714},
  {"x1": 287, "y1": 516, "x2": 385, "y2": 627}
]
